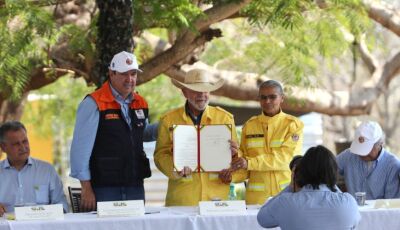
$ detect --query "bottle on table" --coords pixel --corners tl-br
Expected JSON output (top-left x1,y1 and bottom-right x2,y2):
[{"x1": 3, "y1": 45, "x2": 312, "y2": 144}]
[{"x1": 228, "y1": 183, "x2": 236, "y2": 200}]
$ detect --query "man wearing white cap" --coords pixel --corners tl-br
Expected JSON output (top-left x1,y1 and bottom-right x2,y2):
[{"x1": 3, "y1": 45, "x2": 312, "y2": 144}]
[
  {"x1": 154, "y1": 69, "x2": 246, "y2": 206},
  {"x1": 70, "y1": 51, "x2": 154, "y2": 211},
  {"x1": 337, "y1": 121, "x2": 400, "y2": 200}
]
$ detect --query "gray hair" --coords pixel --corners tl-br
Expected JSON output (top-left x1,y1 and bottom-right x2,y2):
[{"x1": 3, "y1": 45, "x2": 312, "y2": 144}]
[
  {"x1": 0, "y1": 121, "x2": 26, "y2": 143},
  {"x1": 259, "y1": 80, "x2": 284, "y2": 95}
]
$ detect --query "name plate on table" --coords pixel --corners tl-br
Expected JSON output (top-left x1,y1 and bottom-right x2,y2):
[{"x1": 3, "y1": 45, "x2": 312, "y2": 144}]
[
  {"x1": 15, "y1": 204, "x2": 63, "y2": 221},
  {"x1": 97, "y1": 200, "x2": 145, "y2": 217},
  {"x1": 199, "y1": 201, "x2": 246, "y2": 216}
]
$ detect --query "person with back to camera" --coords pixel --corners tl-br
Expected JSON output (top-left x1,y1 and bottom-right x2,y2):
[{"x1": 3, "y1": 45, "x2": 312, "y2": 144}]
[
  {"x1": 257, "y1": 145, "x2": 360, "y2": 230},
  {"x1": 337, "y1": 121, "x2": 400, "y2": 200}
]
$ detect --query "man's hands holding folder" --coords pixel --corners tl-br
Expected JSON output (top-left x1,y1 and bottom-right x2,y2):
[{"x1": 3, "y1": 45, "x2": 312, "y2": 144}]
[
  {"x1": 175, "y1": 140, "x2": 240, "y2": 183},
  {"x1": 231, "y1": 157, "x2": 248, "y2": 170},
  {"x1": 230, "y1": 139, "x2": 248, "y2": 170},
  {"x1": 229, "y1": 140, "x2": 239, "y2": 158},
  {"x1": 178, "y1": 166, "x2": 193, "y2": 177},
  {"x1": 218, "y1": 140, "x2": 240, "y2": 184}
]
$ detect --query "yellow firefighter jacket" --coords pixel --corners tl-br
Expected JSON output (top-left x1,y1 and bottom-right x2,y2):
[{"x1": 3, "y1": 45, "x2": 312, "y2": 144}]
[
  {"x1": 241, "y1": 110, "x2": 303, "y2": 204},
  {"x1": 154, "y1": 105, "x2": 246, "y2": 206}
]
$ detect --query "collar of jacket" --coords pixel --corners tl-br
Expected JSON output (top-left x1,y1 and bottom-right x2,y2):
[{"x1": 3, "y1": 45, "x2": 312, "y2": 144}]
[
  {"x1": 180, "y1": 105, "x2": 212, "y2": 124},
  {"x1": 97, "y1": 81, "x2": 134, "y2": 103},
  {"x1": 258, "y1": 109, "x2": 284, "y2": 123},
  {"x1": 2, "y1": 157, "x2": 33, "y2": 169}
]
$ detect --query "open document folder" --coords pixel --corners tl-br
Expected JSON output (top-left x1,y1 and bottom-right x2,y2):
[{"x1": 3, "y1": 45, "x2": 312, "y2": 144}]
[{"x1": 173, "y1": 124, "x2": 232, "y2": 172}]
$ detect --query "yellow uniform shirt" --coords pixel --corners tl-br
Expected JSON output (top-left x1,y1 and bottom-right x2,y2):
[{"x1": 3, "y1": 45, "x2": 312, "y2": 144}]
[
  {"x1": 240, "y1": 111, "x2": 303, "y2": 204},
  {"x1": 154, "y1": 105, "x2": 246, "y2": 206}
]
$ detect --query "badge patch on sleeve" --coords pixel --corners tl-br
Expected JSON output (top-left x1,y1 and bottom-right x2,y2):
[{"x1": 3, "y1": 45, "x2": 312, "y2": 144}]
[
  {"x1": 135, "y1": 109, "x2": 145, "y2": 119},
  {"x1": 292, "y1": 134, "x2": 299, "y2": 141}
]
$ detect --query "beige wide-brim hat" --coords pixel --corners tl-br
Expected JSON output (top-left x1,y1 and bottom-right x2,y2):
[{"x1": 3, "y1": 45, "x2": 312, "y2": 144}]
[{"x1": 172, "y1": 69, "x2": 224, "y2": 93}]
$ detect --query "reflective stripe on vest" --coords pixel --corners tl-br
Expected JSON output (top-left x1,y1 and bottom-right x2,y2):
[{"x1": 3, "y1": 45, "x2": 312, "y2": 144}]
[
  {"x1": 208, "y1": 173, "x2": 219, "y2": 181},
  {"x1": 248, "y1": 183, "x2": 265, "y2": 192},
  {"x1": 246, "y1": 139, "x2": 264, "y2": 148},
  {"x1": 270, "y1": 139, "x2": 283, "y2": 147}
]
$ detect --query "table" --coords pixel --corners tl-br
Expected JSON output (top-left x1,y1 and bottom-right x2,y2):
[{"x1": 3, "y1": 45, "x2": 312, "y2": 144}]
[
  {"x1": 1, "y1": 203, "x2": 400, "y2": 230},
  {"x1": 0, "y1": 206, "x2": 269, "y2": 230},
  {"x1": 357, "y1": 200, "x2": 400, "y2": 230}
]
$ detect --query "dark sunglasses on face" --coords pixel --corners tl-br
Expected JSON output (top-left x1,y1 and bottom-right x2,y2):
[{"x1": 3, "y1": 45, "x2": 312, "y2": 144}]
[{"x1": 259, "y1": 94, "x2": 280, "y2": 100}]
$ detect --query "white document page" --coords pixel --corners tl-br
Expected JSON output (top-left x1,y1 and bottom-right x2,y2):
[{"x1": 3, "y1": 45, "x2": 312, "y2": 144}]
[
  {"x1": 200, "y1": 125, "x2": 231, "y2": 171},
  {"x1": 173, "y1": 125, "x2": 198, "y2": 171}
]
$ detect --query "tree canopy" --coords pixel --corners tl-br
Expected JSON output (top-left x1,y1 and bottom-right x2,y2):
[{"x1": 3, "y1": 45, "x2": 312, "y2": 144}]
[{"x1": 0, "y1": 0, "x2": 400, "y2": 122}]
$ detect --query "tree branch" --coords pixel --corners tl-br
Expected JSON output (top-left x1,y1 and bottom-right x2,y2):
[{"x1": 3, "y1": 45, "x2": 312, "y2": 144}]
[
  {"x1": 136, "y1": 1, "x2": 252, "y2": 85},
  {"x1": 316, "y1": 0, "x2": 400, "y2": 37},
  {"x1": 0, "y1": 0, "x2": 73, "y2": 8},
  {"x1": 164, "y1": 60, "x2": 400, "y2": 115},
  {"x1": 194, "y1": 0, "x2": 252, "y2": 31},
  {"x1": 357, "y1": 34, "x2": 378, "y2": 74},
  {"x1": 382, "y1": 51, "x2": 400, "y2": 86},
  {"x1": 364, "y1": 0, "x2": 400, "y2": 37},
  {"x1": 137, "y1": 28, "x2": 222, "y2": 85},
  {"x1": 139, "y1": 24, "x2": 400, "y2": 116}
]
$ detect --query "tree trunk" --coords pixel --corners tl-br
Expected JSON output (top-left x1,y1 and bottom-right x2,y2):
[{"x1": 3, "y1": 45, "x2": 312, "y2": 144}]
[
  {"x1": 0, "y1": 93, "x2": 28, "y2": 123},
  {"x1": 93, "y1": 0, "x2": 134, "y2": 86}
]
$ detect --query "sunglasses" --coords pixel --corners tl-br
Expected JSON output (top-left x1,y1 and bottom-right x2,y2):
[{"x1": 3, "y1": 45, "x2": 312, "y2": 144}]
[{"x1": 259, "y1": 94, "x2": 280, "y2": 100}]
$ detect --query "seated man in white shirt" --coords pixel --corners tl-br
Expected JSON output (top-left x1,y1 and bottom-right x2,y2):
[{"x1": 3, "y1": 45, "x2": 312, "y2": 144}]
[{"x1": 0, "y1": 121, "x2": 68, "y2": 216}]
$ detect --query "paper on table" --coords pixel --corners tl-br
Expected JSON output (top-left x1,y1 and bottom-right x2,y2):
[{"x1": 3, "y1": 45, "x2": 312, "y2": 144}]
[
  {"x1": 173, "y1": 125, "x2": 198, "y2": 171},
  {"x1": 200, "y1": 125, "x2": 231, "y2": 171},
  {"x1": 374, "y1": 199, "x2": 400, "y2": 209}
]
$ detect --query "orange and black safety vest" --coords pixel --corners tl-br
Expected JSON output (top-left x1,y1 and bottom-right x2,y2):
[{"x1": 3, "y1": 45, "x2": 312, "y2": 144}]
[{"x1": 89, "y1": 82, "x2": 151, "y2": 187}]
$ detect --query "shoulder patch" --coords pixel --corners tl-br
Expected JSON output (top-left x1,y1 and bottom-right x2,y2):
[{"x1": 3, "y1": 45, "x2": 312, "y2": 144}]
[{"x1": 291, "y1": 134, "x2": 300, "y2": 141}]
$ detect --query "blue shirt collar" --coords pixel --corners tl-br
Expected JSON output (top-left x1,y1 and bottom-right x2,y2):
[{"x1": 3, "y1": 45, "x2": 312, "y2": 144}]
[
  {"x1": 2, "y1": 157, "x2": 33, "y2": 169},
  {"x1": 376, "y1": 147, "x2": 385, "y2": 162},
  {"x1": 109, "y1": 82, "x2": 133, "y2": 104},
  {"x1": 301, "y1": 184, "x2": 332, "y2": 192}
]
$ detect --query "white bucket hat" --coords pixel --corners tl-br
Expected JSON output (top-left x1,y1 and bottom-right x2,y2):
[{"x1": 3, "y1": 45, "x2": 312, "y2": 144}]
[
  {"x1": 109, "y1": 51, "x2": 142, "y2": 73},
  {"x1": 350, "y1": 121, "x2": 383, "y2": 156},
  {"x1": 172, "y1": 69, "x2": 224, "y2": 93}
]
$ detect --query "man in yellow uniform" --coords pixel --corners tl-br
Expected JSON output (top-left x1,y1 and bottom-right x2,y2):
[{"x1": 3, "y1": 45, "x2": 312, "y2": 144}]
[
  {"x1": 154, "y1": 69, "x2": 245, "y2": 206},
  {"x1": 232, "y1": 80, "x2": 304, "y2": 204}
]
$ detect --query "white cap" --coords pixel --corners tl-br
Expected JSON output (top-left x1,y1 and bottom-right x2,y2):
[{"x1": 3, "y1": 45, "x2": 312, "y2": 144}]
[
  {"x1": 350, "y1": 121, "x2": 383, "y2": 156},
  {"x1": 109, "y1": 51, "x2": 142, "y2": 73}
]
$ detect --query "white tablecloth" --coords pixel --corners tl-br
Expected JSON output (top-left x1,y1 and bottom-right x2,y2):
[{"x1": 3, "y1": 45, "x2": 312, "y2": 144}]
[
  {"x1": 356, "y1": 200, "x2": 400, "y2": 230},
  {"x1": 1, "y1": 203, "x2": 399, "y2": 230}
]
